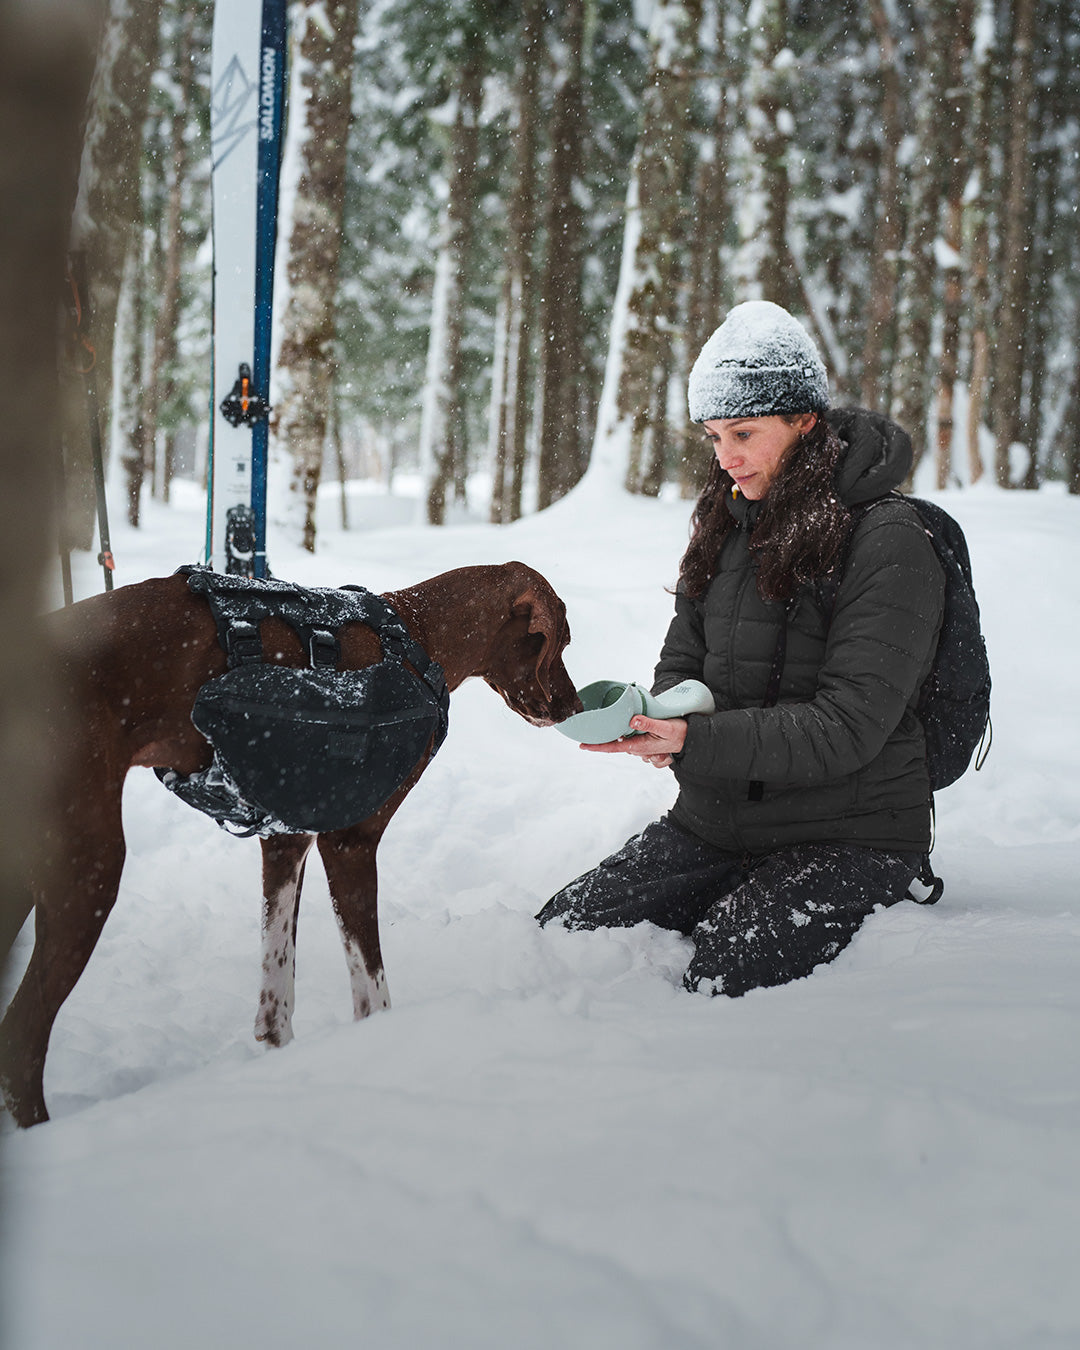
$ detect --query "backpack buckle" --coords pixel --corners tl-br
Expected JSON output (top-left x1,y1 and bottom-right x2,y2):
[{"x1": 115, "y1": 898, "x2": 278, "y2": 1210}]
[
  {"x1": 309, "y1": 629, "x2": 340, "y2": 668},
  {"x1": 227, "y1": 621, "x2": 263, "y2": 668}
]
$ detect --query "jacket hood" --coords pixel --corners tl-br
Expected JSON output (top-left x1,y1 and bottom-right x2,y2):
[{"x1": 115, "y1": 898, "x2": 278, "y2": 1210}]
[{"x1": 827, "y1": 407, "x2": 913, "y2": 505}]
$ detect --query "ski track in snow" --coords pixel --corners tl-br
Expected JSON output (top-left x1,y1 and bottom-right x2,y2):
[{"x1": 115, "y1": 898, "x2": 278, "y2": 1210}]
[{"x1": 2, "y1": 477, "x2": 1079, "y2": 1350}]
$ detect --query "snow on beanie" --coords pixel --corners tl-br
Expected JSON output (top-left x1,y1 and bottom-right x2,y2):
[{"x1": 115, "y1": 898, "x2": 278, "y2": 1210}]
[{"x1": 687, "y1": 300, "x2": 830, "y2": 422}]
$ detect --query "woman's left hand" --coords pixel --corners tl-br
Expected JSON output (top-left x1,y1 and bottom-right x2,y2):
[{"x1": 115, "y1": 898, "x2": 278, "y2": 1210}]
[{"x1": 582, "y1": 715, "x2": 687, "y2": 768}]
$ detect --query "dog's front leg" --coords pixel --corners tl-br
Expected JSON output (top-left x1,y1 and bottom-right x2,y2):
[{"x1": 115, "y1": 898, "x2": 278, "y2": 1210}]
[
  {"x1": 255, "y1": 834, "x2": 314, "y2": 1047},
  {"x1": 316, "y1": 827, "x2": 390, "y2": 1020}
]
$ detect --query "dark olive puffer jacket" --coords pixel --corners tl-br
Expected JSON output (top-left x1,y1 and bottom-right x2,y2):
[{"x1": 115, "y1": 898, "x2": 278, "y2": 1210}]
[{"x1": 653, "y1": 408, "x2": 945, "y2": 854}]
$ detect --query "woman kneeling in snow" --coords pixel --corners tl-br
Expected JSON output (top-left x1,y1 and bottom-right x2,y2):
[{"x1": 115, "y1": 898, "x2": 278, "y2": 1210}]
[{"x1": 537, "y1": 301, "x2": 945, "y2": 997}]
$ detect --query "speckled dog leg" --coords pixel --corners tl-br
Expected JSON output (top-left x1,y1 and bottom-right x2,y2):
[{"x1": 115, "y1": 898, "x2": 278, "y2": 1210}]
[{"x1": 255, "y1": 837, "x2": 314, "y2": 1046}]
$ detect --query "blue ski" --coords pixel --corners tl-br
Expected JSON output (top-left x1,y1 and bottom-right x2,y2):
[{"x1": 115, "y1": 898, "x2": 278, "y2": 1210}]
[{"x1": 208, "y1": 0, "x2": 287, "y2": 577}]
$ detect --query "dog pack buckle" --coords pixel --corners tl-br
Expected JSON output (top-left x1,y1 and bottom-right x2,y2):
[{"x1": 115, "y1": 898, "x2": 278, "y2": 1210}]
[
  {"x1": 227, "y1": 621, "x2": 263, "y2": 668},
  {"x1": 309, "y1": 629, "x2": 339, "y2": 668}
]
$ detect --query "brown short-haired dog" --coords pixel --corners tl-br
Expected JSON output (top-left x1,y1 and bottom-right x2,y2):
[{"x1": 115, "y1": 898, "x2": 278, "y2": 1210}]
[{"x1": 0, "y1": 561, "x2": 579, "y2": 1127}]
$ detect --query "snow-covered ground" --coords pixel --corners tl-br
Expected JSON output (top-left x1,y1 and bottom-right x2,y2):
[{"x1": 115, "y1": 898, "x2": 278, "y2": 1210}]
[{"x1": 2, "y1": 472, "x2": 1078, "y2": 1350}]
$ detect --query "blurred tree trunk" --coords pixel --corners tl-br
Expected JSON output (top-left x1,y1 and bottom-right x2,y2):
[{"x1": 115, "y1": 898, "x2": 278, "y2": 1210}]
[
  {"x1": 933, "y1": 0, "x2": 974, "y2": 490},
  {"x1": 119, "y1": 237, "x2": 148, "y2": 525},
  {"x1": 490, "y1": 0, "x2": 543, "y2": 524},
  {"x1": 0, "y1": 0, "x2": 101, "y2": 1093},
  {"x1": 535, "y1": 0, "x2": 589, "y2": 510},
  {"x1": 144, "y1": 5, "x2": 196, "y2": 505},
  {"x1": 988, "y1": 0, "x2": 1035, "y2": 488},
  {"x1": 1066, "y1": 342, "x2": 1080, "y2": 495},
  {"x1": 614, "y1": 0, "x2": 701, "y2": 498},
  {"x1": 423, "y1": 51, "x2": 482, "y2": 525},
  {"x1": 681, "y1": 0, "x2": 733, "y2": 498},
  {"x1": 861, "y1": 0, "x2": 903, "y2": 412},
  {"x1": 1018, "y1": 0, "x2": 1071, "y2": 492},
  {"x1": 67, "y1": 0, "x2": 162, "y2": 545},
  {"x1": 1020, "y1": 138, "x2": 1055, "y2": 490},
  {"x1": 735, "y1": 0, "x2": 796, "y2": 311},
  {"x1": 890, "y1": 0, "x2": 950, "y2": 476},
  {"x1": 964, "y1": 0, "x2": 995, "y2": 486},
  {"x1": 276, "y1": 0, "x2": 360, "y2": 552}
]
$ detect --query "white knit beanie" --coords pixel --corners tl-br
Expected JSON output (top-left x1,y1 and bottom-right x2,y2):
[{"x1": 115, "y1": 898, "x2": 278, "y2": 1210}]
[{"x1": 687, "y1": 300, "x2": 830, "y2": 422}]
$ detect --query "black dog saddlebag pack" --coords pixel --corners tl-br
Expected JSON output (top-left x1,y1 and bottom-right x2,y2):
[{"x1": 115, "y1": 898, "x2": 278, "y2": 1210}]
[{"x1": 156, "y1": 567, "x2": 449, "y2": 837}]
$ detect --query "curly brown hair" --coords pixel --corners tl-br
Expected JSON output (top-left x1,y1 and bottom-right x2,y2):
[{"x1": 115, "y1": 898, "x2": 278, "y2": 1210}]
[{"x1": 679, "y1": 416, "x2": 853, "y2": 602}]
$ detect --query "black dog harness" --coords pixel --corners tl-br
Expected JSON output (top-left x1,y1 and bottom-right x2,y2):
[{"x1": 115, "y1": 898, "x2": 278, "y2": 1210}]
[{"x1": 156, "y1": 566, "x2": 449, "y2": 837}]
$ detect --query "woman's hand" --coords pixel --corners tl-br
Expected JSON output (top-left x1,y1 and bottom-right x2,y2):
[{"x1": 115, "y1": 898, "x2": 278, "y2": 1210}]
[{"x1": 581, "y1": 715, "x2": 687, "y2": 768}]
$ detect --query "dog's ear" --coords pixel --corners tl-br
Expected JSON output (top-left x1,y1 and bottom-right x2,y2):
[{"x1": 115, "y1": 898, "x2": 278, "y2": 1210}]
[{"x1": 511, "y1": 583, "x2": 568, "y2": 698}]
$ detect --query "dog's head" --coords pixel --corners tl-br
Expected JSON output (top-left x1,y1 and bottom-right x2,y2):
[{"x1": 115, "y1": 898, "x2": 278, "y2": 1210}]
[{"x1": 481, "y1": 564, "x2": 582, "y2": 727}]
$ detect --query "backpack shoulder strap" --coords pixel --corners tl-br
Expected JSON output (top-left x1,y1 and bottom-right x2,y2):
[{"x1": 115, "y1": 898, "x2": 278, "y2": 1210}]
[
  {"x1": 340, "y1": 584, "x2": 449, "y2": 748},
  {"x1": 816, "y1": 493, "x2": 923, "y2": 619}
]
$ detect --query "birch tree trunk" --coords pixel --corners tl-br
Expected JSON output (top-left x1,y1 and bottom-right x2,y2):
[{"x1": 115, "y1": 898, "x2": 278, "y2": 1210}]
[
  {"x1": 988, "y1": 0, "x2": 1036, "y2": 488},
  {"x1": 535, "y1": 0, "x2": 588, "y2": 511},
  {"x1": 423, "y1": 51, "x2": 483, "y2": 526},
  {"x1": 490, "y1": 0, "x2": 543, "y2": 523},
  {"x1": 610, "y1": 0, "x2": 701, "y2": 498},
  {"x1": 275, "y1": 0, "x2": 360, "y2": 552}
]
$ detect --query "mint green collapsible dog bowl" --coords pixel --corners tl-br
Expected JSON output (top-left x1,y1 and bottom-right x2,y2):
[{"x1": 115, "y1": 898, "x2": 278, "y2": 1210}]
[
  {"x1": 555, "y1": 678, "x2": 715, "y2": 744},
  {"x1": 555, "y1": 680, "x2": 648, "y2": 744}
]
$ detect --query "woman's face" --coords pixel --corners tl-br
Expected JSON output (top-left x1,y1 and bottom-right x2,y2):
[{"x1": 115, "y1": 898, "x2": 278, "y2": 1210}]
[{"x1": 702, "y1": 413, "x2": 817, "y2": 500}]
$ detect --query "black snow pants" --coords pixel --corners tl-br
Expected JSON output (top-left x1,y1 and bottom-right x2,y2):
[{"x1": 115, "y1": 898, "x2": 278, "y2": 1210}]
[{"x1": 536, "y1": 815, "x2": 921, "y2": 997}]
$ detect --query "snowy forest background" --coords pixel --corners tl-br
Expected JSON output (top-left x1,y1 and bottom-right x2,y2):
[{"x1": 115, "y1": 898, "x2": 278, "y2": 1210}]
[
  {"x1": 2, "y1": 3, "x2": 1080, "y2": 1345},
  {"x1": 56, "y1": 0, "x2": 1080, "y2": 558}
]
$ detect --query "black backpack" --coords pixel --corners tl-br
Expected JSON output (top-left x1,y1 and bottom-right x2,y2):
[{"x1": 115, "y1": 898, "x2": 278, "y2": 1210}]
[
  {"x1": 806, "y1": 493, "x2": 992, "y2": 794},
  {"x1": 156, "y1": 567, "x2": 450, "y2": 836},
  {"x1": 817, "y1": 494, "x2": 992, "y2": 904},
  {"x1": 827, "y1": 494, "x2": 991, "y2": 793},
  {"x1": 895, "y1": 496, "x2": 991, "y2": 790}
]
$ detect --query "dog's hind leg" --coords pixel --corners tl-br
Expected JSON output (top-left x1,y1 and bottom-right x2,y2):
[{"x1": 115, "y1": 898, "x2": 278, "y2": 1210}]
[
  {"x1": 317, "y1": 828, "x2": 391, "y2": 1020},
  {"x1": 0, "y1": 789, "x2": 126, "y2": 1127},
  {"x1": 0, "y1": 886, "x2": 34, "y2": 967},
  {"x1": 255, "y1": 833, "x2": 314, "y2": 1047}
]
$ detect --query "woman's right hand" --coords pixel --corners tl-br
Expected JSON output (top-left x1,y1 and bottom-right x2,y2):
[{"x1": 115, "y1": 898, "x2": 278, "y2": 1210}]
[{"x1": 581, "y1": 715, "x2": 687, "y2": 768}]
